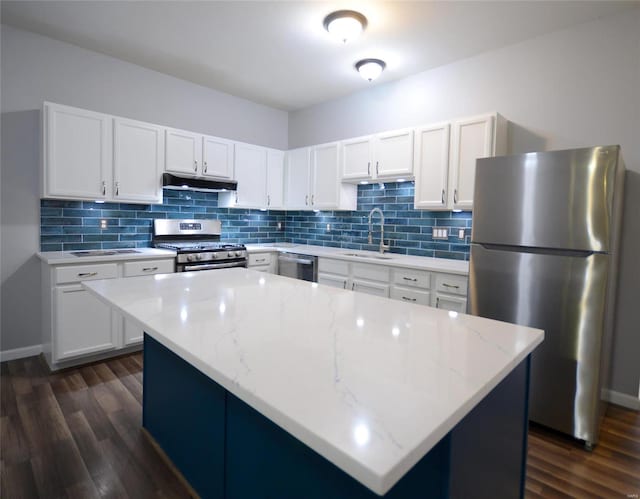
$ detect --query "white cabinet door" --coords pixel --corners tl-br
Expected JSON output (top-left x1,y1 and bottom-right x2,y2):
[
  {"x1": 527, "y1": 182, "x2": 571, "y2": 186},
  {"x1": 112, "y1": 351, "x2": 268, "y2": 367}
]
[
  {"x1": 312, "y1": 142, "x2": 340, "y2": 209},
  {"x1": 54, "y1": 285, "x2": 118, "y2": 361},
  {"x1": 341, "y1": 136, "x2": 372, "y2": 180},
  {"x1": 234, "y1": 143, "x2": 267, "y2": 208},
  {"x1": 435, "y1": 293, "x2": 467, "y2": 313},
  {"x1": 44, "y1": 102, "x2": 111, "y2": 200},
  {"x1": 203, "y1": 135, "x2": 234, "y2": 179},
  {"x1": 352, "y1": 279, "x2": 390, "y2": 298},
  {"x1": 318, "y1": 273, "x2": 348, "y2": 289},
  {"x1": 165, "y1": 128, "x2": 202, "y2": 175},
  {"x1": 113, "y1": 118, "x2": 164, "y2": 204},
  {"x1": 123, "y1": 318, "x2": 144, "y2": 346},
  {"x1": 374, "y1": 128, "x2": 414, "y2": 178},
  {"x1": 414, "y1": 123, "x2": 450, "y2": 209},
  {"x1": 285, "y1": 147, "x2": 311, "y2": 209},
  {"x1": 449, "y1": 115, "x2": 494, "y2": 210},
  {"x1": 267, "y1": 149, "x2": 285, "y2": 209}
]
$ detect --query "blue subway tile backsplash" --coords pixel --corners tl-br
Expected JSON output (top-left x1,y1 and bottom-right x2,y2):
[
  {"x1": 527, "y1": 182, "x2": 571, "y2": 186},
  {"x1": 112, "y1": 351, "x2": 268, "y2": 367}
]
[{"x1": 40, "y1": 182, "x2": 472, "y2": 260}]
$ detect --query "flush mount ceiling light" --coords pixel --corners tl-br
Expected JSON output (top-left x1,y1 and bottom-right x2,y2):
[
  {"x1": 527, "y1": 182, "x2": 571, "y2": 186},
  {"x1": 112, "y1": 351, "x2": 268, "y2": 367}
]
[
  {"x1": 323, "y1": 10, "x2": 367, "y2": 43},
  {"x1": 355, "y1": 58, "x2": 386, "y2": 82}
]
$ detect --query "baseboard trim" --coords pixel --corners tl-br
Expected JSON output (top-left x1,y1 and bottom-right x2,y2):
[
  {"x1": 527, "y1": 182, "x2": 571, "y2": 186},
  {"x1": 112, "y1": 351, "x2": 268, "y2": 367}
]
[
  {"x1": 0, "y1": 344, "x2": 43, "y2": 362},
  {"x1": 603, "y1": 389, "x2": 640, "y2": 411}
]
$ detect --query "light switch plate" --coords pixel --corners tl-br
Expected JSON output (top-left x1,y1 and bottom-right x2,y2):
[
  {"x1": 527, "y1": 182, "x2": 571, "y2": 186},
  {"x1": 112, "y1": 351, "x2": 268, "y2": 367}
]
[{"x1": 433, "y1": 228, "x2": 448, "y2": 240}]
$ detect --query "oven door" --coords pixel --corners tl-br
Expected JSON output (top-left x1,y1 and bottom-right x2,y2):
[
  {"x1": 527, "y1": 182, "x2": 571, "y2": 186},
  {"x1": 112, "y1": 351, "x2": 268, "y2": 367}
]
[{"x1": 177, "y1": 260, "x2": 247, "y2": 272}]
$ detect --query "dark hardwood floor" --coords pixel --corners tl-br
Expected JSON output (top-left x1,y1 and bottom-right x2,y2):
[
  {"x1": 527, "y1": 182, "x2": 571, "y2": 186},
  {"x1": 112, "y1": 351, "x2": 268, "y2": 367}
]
[{"x1": 1, "y1": 353, "x2": 639, "y2": 498}]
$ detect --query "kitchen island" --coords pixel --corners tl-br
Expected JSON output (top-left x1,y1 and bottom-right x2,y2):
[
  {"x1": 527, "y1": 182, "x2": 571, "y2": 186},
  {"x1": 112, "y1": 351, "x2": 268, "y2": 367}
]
[{"x1": 84, "y1": 268, "x2": 543, "y2": 498}]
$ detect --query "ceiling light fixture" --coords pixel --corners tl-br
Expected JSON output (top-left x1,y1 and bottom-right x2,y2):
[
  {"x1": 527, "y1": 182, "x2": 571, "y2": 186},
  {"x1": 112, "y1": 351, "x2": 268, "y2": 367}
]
[
  {"x1": 355, "y1": 58, "x2": 386, "y2": 82},
  {"x1": 323, "y1": 10, "x2": 367, "y2": 43}
]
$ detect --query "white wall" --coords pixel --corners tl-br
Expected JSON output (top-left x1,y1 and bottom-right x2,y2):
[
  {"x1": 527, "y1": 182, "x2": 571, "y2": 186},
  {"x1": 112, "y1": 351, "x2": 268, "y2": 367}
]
[
  {"x1": 289, "y1": 9, "x2": 640, "y2": 398},
  {"x1": 0, "y1": 24, "x2": 288, "y2": 354}
]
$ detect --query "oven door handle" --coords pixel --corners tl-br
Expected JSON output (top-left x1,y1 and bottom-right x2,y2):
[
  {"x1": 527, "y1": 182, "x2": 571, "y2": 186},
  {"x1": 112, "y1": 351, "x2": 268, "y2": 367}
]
[{"x1": 183, "y1": 261, "x2": 247, "y2": 271}]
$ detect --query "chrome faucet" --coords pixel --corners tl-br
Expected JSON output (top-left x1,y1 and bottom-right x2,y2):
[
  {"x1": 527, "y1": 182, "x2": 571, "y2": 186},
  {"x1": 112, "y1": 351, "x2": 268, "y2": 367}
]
[{"x1": 368, "y1": 207, "x2": 390, "y2": 254}]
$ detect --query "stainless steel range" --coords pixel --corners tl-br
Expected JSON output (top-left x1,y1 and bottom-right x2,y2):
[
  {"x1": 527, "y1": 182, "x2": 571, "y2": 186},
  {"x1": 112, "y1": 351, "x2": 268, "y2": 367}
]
[{"x1": 153, "y1": 219, "x2": 247, "y2": 272}]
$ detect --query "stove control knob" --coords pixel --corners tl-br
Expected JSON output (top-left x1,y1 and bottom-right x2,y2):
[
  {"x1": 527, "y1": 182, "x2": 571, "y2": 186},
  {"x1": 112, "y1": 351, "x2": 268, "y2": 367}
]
[
  {"x1": 228, "y1": 251, "x2": 234, "y2": 257},
  {"x1": 187, "y1": 254, "x2": 195, "y2": 262},
  {"x1": 235, "y1": 251, "x2": 243, "y2": 257},
  {"x1": 213, "y1": 252, "x2": 220, "y2": 259},
  {"x1": 196, "y1": 254, "x2": 203, "y2": 261}
]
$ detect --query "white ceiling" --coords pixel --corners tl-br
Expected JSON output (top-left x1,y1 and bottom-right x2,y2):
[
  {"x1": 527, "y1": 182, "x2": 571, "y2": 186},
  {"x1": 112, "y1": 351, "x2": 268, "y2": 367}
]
[{"x1": 2, "y1": 1, "x2": 636, "y2": 111}]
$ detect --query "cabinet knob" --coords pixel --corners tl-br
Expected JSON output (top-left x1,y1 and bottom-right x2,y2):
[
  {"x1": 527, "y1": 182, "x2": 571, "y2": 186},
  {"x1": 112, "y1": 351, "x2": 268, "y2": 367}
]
[
  {"x1": 194, "y1": 160, "x2": 198, "y2": 172},
  {"x1": 203, "y1": 161, "x2": 208, "y2": 173}
]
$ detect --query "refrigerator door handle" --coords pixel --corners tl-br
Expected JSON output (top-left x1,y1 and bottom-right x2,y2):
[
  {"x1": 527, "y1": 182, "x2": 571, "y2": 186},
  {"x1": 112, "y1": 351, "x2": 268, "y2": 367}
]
[{"x1": 476, "y1": 243, "x2": 596, "y2": 258}]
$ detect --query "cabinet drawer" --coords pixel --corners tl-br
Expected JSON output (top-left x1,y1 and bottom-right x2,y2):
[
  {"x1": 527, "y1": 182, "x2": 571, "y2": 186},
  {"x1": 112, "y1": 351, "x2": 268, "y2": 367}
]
[
  {"x1": 352, "y1": 263, "x2": 390, "y2": 282},
  {"x1": 248, "y1": 253, "x2": 273, "y2": 266},
  {"x1": 390, "y1": 286, "x2": 431, "y2": 306},
  {"x1": 393, "y1": 268, "x2": 431, "y2": 289},
  {"x1": 434, "y1": 273, "x2": 468, "y2": 296},
  {"x1": 123, "y1": 259, "x2": 174, "y2": 277},
  {"x1": 318, "y1": 258, "x2": 349, "y2": 276},
  {"x1": 55, "y1": 263, "x2": 118, "y2": 284}
]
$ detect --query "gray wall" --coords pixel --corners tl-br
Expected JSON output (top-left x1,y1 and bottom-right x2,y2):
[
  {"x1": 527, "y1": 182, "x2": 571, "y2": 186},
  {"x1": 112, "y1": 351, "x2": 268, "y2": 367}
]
[
  {"x1": 0, "y1": 24, "x2": 288, "y2": 353},
  {"x1": 289, "y1": 9, "x2": 640, "y2": 398}
]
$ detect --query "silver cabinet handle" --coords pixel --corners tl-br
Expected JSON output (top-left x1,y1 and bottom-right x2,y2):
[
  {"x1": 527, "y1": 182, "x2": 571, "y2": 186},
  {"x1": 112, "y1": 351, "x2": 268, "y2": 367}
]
[
  {"x1": 343, "y1": 280, "x2": 347, "y2": 289},
  {"x1": 441, "y1": 189, "x2": 445, "y2": 205},
  {"x1": 454, "y1": 189, "x2": 458, "y2": 204},
  {"x1": 442, "y1": 283, "x2": 460, "y2": 289},
  {"x1": 115, "y1": 181, "x2": 120, "y2": 196},
  {"x1": 402, "y1": 277, "x2": 418, "y2": 282},
  {"x1": 255, "y1": 258, "x2": 266, "y2": 263},
  {"x1": 194, "y1": 159, "x2": 198, "y2": 172},
  {"x1": 367, "y1": 162, "x2": 371, "y2": 176},
  {"x1": 311, "y1": 195, "x2": 314, "y2": 205},
  {"x1": 63, "y1": 288, "x2": 85, "y2": 294},
  {"x1": 203, "y1": 161, "x2": 208, "y2": 173},
  {"x1": 436, "y1": 297, "x2": 440, "y2": 308},
  {"x1": 402, "y1": 296, "x2": 417, "y2": 302},
  {"x1": 267, "y1": 195, "x2": 271, "y2": 206},
  {"x1": 102, "y1": 181, "x2": 106, "y2": 196},
  {"x1": 376, "y1": 161, "x2": 379, "y2": 175},
  {"x1": 142, "y1": 267, "x2": 159, "y2": 272},
  {"x1": 305, "y1": 195, "x2": 309, "y2": 206},
  {"x1": 235, "y1": 192, "x2": 239, "y2": 203},
  {"x1": 77, "y1": 272, "x2": 98, "y2": 277},
  {"x1": 351, "y1": 282, "x2": 355, "y2": 290}
]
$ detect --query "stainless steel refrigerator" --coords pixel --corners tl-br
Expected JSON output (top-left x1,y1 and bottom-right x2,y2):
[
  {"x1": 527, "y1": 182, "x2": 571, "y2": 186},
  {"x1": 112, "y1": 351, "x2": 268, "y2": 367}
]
[{"x1": 468, "y1": 145, "x2": 625, "y2": 448}]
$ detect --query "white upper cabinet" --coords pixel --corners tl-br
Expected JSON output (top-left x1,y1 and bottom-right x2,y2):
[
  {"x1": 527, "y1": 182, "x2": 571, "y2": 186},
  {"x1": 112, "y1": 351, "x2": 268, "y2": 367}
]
[
  {"x1": 43, "y1": 102, "x2": 112, "y2": 200},
  {"x1": 373, "y1": 128, "x2": 414, "y2": 179},
  {"x1": 285, "y1": 147, "x2": 312, "y2": 209},
  {"x1": 233, "y1": 143, "x2": 268, "y2": 209},
  {"x1": 165, "y1": 128, "x2": 201, "y2": 175},
  {"x1": 341, "y1": 128, "x2": 414, "y2": 182},
  {"x1": 341, "y1": 136, "x2": 373, "y2": 180},
  {"x1": 202, "y1": 135, "x2": 234, "y2": 179},
  {"x1": 286, "y1": 144, "x2": 357, "y2": 211},
  {"x1": 414, "y1": 112, "x2": 507, "y2": 211},
  {"x1": 312, "y1": 142, "x2": 341, "y2": 209},
  {"x1": 449, "y1": 114, "x2": 500, "y2": 210},
  {"x1": 266, "y1": 149, "x2": 285, "y2": 209},
  {"x1": 113, "y1": 117, "x2": 164, "y2": 204},
  {"x1": 413, "y1": 123, "x2": 450, "y2": 209}
]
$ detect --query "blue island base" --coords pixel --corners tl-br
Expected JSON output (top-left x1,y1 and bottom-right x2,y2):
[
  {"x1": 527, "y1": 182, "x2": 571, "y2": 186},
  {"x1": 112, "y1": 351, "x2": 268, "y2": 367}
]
[{"x1": 143, "y1": 334, "x2": 530, "y2": 498}]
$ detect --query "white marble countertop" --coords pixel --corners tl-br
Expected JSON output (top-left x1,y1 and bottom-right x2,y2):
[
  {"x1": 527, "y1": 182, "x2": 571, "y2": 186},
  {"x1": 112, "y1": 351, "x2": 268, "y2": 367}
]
[
  {"x1": 245, "y1": 243, "x2": 469, "y2": 275},
  {"x1": 84, "y1": 268, "x2": 542, "y2": 495},
  {"x1": 37, "y1": 247, "x2": 176, "y2": 264}
]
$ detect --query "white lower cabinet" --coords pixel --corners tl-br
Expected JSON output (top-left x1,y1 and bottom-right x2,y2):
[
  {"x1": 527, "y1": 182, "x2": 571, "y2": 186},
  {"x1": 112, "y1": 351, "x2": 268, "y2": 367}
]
[
  {"x1": 54, "y1": 285, "x2": 118, "y2": 360},
  {"x1": 318, "y1": 257, "x2": 467, "y2": 311},
  {"x1": 247, "y1": 252, "x2": 277, "y2": 274},
  {"x1": 42, "y1": 257, "x2": 175, "y2": 370}
]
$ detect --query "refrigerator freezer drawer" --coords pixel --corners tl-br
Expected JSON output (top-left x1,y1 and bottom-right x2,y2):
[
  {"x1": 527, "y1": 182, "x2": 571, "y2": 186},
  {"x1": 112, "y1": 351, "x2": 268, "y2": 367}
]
[{"x1": 468, "y1": 243, "x2": 610, "y2": 443}]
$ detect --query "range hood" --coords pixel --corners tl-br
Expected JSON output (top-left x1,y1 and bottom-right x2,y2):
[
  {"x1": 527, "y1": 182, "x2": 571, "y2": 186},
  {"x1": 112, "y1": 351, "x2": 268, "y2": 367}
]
[{"x1": 162, "y1": 173, "x2": 237, "y2": 193}]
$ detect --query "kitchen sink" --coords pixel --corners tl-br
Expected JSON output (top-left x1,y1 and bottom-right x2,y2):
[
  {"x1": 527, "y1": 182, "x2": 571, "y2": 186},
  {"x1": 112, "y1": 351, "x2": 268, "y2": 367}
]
[
  {"x1": 71, "y1": 249, "x2": 141, "y2": 257},
  {"x1": 341, "y1": 252, "x2": 393, "y2": 260}
]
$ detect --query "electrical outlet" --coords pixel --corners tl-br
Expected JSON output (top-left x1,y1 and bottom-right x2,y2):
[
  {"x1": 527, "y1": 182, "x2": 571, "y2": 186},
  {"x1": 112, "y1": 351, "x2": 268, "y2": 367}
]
[
  {"x1": 458, "y1": 229, "x2": 465, "y2": 239},
  {"x1": 100, "y1": 219, "x2": 108, "y2": 230},
  {"x1": 433, "y1": 228, "x2": 448, "y2": 240},
  {"x1": 277, "y1": 222, "x2": 283, "y2": 231},
  {"x1": 326, "y1": 224, "x2": 331, "y2": 232}
]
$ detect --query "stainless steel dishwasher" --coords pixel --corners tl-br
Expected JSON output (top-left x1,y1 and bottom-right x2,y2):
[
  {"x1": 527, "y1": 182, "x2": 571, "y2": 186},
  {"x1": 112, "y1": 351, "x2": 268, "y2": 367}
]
[{"x1": 277, "y1": 253, "x2": 318, "y2": 282}]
